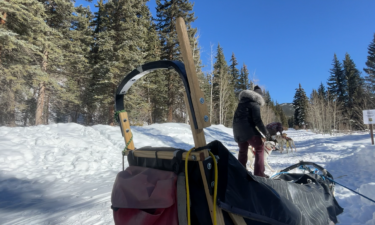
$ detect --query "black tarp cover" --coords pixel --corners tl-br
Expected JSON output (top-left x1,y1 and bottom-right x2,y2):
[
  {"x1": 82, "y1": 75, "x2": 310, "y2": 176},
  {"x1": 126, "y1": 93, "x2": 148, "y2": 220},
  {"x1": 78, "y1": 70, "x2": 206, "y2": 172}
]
[
  {"x1": 208, "y1": 140, "x2": 343, "y2": 225},
  {"x1": 126, "y1": 141, "x2": 343, "y2": 225}
]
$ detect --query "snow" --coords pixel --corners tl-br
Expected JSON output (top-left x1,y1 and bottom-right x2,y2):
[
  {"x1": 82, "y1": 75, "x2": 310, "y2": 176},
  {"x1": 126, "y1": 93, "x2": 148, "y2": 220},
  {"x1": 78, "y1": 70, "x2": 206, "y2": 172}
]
[{"x1": 0, "y1": 123, "x2": 374, "y2": 225}]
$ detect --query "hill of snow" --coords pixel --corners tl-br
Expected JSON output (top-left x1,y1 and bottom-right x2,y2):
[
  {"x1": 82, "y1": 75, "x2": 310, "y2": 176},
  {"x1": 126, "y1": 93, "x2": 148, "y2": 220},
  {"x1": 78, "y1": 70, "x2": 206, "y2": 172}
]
[{"x1": 0, "y1": 123, "x2": 374, "y2": 224}]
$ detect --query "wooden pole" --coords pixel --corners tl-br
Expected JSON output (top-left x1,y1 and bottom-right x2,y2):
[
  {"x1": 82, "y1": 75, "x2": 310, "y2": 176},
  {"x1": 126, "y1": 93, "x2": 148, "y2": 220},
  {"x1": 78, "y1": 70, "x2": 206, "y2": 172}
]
[
  {"x1": 370, "y1": 124, "x2": 374, "y2": 145},
  {"x1": 176, "y1": 17, "x2": 245, "y2": 225},
  {"x1": 119, "y1": 112, "x2": 135, "y2": 150}
]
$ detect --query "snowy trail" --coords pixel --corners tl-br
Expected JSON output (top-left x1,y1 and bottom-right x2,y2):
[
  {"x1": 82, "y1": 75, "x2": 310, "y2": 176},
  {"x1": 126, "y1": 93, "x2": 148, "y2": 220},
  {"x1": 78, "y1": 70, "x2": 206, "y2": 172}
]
[{"x1": 0, "y1": 123, "x2": 374, "y2": 224}]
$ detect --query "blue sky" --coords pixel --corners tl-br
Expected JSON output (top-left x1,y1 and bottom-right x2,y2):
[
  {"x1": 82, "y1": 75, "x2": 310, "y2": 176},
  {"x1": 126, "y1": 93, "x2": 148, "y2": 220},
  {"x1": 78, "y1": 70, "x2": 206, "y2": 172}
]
[{"x1": 76, "y1": 0, "x2": 375, "y2": 104}]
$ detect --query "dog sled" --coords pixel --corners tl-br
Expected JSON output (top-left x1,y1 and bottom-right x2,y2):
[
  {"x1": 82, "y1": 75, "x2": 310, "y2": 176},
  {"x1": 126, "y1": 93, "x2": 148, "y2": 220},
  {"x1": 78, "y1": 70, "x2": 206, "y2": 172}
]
[{"x1": 110, "y1": 18, "x2": 343, "y2": 225}]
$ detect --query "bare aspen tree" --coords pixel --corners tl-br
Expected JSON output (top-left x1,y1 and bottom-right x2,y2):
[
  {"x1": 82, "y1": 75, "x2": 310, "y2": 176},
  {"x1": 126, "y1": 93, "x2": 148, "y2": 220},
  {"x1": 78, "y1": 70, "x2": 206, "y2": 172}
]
[
  {"x1": 218, "y1": 70, "x2": 231, "y2": 124},
  {"x1": 209, "y1": 43, "x2": 214, "y2": 123}
]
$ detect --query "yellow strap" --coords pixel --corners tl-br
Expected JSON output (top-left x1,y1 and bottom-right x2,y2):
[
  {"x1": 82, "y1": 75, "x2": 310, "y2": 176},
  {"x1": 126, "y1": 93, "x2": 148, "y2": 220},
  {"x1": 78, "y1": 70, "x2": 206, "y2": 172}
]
[
  {"x1": 185, "y1": 149, "x2": 218, "y2": 225},
  {"x1": 185, "y1": 147, "x2": 195, "y2": 225},
  {"x1": 209, "y1": 151, "x2": 218, "y2": 225}
]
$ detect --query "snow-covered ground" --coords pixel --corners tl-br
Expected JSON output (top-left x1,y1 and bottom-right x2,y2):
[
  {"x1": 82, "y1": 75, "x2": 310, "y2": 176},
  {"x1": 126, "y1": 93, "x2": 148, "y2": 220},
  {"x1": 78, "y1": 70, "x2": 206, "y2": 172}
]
[{"x1": 0, "y1": 123, "x2": 374, "y2": 225}]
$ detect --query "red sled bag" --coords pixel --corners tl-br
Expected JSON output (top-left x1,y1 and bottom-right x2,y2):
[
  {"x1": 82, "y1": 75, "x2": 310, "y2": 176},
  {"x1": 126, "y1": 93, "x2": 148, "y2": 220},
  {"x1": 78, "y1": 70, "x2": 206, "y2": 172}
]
[{"x1": 111, "y1": 166, "x2": 178, "y2": 225}]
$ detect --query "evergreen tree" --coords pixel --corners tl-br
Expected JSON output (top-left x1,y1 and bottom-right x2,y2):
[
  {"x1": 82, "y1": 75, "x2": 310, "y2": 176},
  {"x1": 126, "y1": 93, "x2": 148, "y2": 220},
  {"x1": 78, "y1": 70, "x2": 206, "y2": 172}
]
[
  {"x1": 288, "y1": 116, "x2": 294, "y2": 128},
  {"x1": 239, "y1": 63, "x2": 251, "y2": 91},
  {"x1": 264, "y1": 90, "x2": 272, "y2": 106},
  {"x1": 54, "y1": 5, "x2": 94, "y2": 124},
  {"x1": 364, "y1": 34, "x2": 375, "y2": 96},
  {"x1": 229, "y1": 53, "x2": 240, "y2": 97},
  {"x1": 275, "y1": 103, "x2": 288, "y2": 127},
  {"x1": 327, "y1": 54, "x2": 347, "y2": 104},
  {"x1": 91, "y1": 0, "x2": 150, "y2": 124},
  {"x1": 343, "y1": 53, "x2": 363, "y2": 106},
  {"x1": 293, "y1": 84, "x2": 308, "y2": 128},
  {"x1": 343, "y1": 53, "x2": 365, "y2": 130},
  {"x1": 155, "y1": 0, "x2": 197, "y2": 122},
  {"x1": 318, "y1": 82, "x2": 326, "y2": 99},
  {"x1": 212, "y1": 44, "x2": 233, "y2": 125},
  {"x1": 143, "y1": 21, "x2": 167, "y2": 124},
  {"x1": 33, "y1": 0, "x2": 90, "y2": 125},
  {"x1": 86, "y1": 0, "x2": 107, "y2": 124},
  {"x1": 0, "y1": 0, "x2": 62, "y2": 126}
]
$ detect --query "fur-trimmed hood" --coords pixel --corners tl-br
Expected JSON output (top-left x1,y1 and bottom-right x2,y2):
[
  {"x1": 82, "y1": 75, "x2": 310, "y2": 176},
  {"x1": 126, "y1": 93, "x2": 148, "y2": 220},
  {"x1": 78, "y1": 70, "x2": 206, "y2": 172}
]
[{"x1": 238, "y1": 90, "x2": 265, "y2": 106}]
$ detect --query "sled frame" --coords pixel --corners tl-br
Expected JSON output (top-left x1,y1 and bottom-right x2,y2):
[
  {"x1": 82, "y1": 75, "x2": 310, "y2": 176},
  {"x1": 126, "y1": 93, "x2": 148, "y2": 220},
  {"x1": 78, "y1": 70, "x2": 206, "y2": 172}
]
[{"x1": 115, "y1": 17, "x2": 246, "y2": 225}]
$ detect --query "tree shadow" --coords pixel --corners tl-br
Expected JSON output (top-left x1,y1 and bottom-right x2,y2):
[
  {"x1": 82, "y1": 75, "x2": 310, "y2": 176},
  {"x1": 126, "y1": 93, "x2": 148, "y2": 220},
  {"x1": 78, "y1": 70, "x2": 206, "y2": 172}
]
[
  {"x1": 0, "y1": 175, "x2": 97, "y2": 224},
  {"x1": 132, "y1": 125, "x2": 238, "y2": 151},
  {"x1": 132, "y1": 126, "x2": 194, "y2": 150}
]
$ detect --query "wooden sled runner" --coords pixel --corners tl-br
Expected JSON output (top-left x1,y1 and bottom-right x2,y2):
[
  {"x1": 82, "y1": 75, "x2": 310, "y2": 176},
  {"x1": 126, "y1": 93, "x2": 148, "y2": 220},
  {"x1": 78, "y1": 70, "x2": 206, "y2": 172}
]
[{"x1": 111, "y1": 18, "x2": 343, "y2": 225}]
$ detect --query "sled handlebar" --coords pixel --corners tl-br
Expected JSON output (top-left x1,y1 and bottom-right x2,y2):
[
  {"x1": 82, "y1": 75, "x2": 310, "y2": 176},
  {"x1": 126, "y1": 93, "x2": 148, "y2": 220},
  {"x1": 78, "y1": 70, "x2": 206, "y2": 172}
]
[{"x1": 115, "y1": 60, "x2": 199, "y2": 129}]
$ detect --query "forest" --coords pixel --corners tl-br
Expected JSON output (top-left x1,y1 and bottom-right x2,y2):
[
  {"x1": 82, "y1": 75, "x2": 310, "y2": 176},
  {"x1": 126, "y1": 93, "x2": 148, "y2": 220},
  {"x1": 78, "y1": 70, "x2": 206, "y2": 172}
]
[{"x1": 1, "y1": 0, "x2": 375, "y2": 134}]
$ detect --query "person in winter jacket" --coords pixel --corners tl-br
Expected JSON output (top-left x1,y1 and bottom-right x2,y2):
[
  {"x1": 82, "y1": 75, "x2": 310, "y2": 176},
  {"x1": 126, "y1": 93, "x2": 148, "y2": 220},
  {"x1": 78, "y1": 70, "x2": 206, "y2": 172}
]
[
  {"x1": 232, "y1": 85, "x2": 270, "y2": 178},
  {"x1": 266, "y1": 122, "x2": 283, "y2": 140}
]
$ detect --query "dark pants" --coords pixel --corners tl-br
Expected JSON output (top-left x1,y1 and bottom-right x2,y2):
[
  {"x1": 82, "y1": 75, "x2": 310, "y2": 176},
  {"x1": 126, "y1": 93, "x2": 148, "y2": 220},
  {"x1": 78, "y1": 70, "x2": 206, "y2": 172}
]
[{"x1": 237, "y1": 136, "x2": 266, "y2": 177}]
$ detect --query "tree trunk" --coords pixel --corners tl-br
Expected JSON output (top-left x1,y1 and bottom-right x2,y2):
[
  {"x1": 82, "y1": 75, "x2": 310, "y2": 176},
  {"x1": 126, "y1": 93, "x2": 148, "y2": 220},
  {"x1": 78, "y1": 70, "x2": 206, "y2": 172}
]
[
  {"x1": 23, "y1": 109, "x2": 28, "y2": 126},
  {"x1": 108, "y1": 104, "x2": 114, "y2": 125},
  {"x1": 8, "y1": 110, "x2": 16, "y2": 127},
  {"x1": 72, "y1": 110, "x2": 78, "y2": 123},
  {"x1": 167, "y1": 72, "x2": 173, "y2": 122},
  {"x1": 0, "y1": 10, "x2": 6, "y2": 63},
  {"x1": 45, "y1": 93, "x2": 49, "y2": 124},
  {"x1": 210, "y1": 75, "x2": 213, "y2": 123},
  {"x1": 35, "y1": 82, "x2": 45, "y2": 125},
  {"x1": 108, "y1": 84, "x2": 116, "y2": 125},
  {"x1": 147, "y1": 79, "x2": 153, "y2": 124},
  {"x1": 35, "y1": 50, "x2": 48, "y2": 125},
  {"x1": 8, "y1": 85, "x2": 16, "y2": 127},
  {"x1": 0, "y1": 11, "x2": 6, "y2": 25}
]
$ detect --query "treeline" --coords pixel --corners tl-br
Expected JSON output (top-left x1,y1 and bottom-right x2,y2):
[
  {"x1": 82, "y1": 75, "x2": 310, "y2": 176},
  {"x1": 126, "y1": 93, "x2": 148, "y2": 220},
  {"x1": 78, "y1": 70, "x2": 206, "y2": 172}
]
[
  {"x1": 206, "y1": 45, "x2": 287, "y2": 127},
  {"x1": 292, "y1": 35, "x2": 375, "y2": 133},
  {"x1": 0, "y1": 0, "x2": 286, "y2": 127}
]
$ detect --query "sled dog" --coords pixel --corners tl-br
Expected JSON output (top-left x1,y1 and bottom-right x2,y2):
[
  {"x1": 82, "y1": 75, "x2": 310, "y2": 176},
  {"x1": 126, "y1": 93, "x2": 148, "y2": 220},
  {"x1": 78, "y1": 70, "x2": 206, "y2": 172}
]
[
  {"x1": 247, "y1": 141, "x2": 276, "y2": 172},
  {"x1": 272, "y1": 135, "x2": 286, "y2": 153},
  {"x1": 282, "y1": 133, "x2": 296, "y2": 153}
]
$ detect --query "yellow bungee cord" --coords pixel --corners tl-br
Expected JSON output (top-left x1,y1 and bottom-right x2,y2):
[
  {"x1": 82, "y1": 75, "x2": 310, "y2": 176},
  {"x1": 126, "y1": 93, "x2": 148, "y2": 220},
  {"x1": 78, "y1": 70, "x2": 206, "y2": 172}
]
[{"x1": 185, "y1": 148, "x2": 218, "y2": 225}]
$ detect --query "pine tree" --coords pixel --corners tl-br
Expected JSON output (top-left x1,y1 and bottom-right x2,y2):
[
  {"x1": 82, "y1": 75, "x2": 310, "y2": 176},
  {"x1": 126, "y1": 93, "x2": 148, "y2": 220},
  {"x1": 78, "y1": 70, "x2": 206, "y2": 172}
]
[
  {"x1": 229, "y1": 53, "x2": 240, "y2": 97},
  {"x1": 288, "y1": 116, "x2": 294, "y2": 128},
  {"x1": 344, "y1": 53, "x2": 363, "y2": 106},
  {"x1": 327, "y1": 54, "x2": 348, "y2": 105},
  {"x1": 155, "y1": 0, "x2": 197, "y2": 122},
  {"x1": 343, "y1": 53, "x2": 365, "y2": 130},
  {"x1": 51, "y1": 5, "x2": 94, "y2": 124},
  {"x1": 33, "y1": 0, "x2": 86, "y2": 125},
  {"x1": 91, "y1": 0, "x2": 150, "y2": 124},
  {"x1": 239, "y1": 63, "x2": 251, "y2": 91},
  {"x1": 142, "y1": 21, "x2": 167, "y2": 124},
  {"x1": 264, "y1": 90, "x2": 272, "y2": 106},
  {"x1": 293, "y1": 84, "x2": 308, "y2": 128},
  {"x1": 318, "y1": 82, "x2": 326, "y2": 99},
  {"x1": 364, "y1": 34, "x2": 375, "y2": 96},
  {"x1": 212, "y1": 44, "x2": 233, "y2": 125},
  {"x1": 0, "y1": 0, "x2": 57, "y2": 126},
  {"x1": 86, "y1": 0, "x2": 107, "y2": 124},
  {"x1": 275, "y1": 103, "x2": 288, "y2": 127}
]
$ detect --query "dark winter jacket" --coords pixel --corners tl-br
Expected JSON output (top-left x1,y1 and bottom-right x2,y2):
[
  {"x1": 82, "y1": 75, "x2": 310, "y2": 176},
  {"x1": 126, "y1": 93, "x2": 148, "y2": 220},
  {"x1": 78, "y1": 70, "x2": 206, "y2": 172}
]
[
  {"x1": 266, "y1": 122, "x2": 283, "y2": 136},
  {"x1": 232, "y1": 90, "x2": 269, "y2": 143}
]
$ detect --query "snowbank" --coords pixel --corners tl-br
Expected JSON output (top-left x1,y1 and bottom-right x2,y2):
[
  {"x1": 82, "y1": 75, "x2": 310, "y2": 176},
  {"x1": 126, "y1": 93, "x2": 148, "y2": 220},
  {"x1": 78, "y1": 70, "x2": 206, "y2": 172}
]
[{"x1": 0, "y1": 123, "x2": 374, "y2": 224}]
